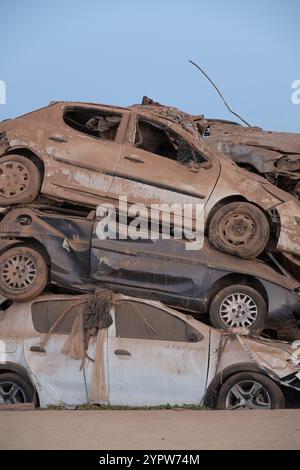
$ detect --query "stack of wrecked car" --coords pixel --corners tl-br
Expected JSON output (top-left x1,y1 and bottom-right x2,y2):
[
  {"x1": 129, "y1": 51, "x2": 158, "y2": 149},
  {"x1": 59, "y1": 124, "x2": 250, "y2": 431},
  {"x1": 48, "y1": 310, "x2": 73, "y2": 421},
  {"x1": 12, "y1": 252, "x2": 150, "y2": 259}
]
[{"x1": 0, "y1": 99, "x2": 299, "y2": 409}]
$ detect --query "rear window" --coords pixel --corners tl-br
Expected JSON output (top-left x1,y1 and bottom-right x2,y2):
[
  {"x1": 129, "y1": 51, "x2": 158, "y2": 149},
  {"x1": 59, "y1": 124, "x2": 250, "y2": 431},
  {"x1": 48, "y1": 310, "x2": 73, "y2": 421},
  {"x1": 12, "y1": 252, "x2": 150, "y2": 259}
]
[
  {"x1": 64, "y1": 107, "x2": 122, "y2": 140},
  {"x1": 31, "y1": 300, "x2": 82, "y2": 334}
]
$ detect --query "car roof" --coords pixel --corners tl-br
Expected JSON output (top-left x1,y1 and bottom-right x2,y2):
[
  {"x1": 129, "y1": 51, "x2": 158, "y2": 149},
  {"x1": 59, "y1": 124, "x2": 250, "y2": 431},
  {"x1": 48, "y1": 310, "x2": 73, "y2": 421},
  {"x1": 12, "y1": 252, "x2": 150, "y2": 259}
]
[{"x1": 49, "y1": 100, "x2": 130, "y2": 112}]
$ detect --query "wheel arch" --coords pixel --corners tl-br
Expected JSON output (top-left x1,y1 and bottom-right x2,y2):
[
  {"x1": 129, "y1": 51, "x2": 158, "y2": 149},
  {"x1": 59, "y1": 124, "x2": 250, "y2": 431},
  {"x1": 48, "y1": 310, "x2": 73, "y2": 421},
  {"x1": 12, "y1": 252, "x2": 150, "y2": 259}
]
[
  {"x1": 205, "y1": 195, "x2": 274, "y2": 237},
  {"x1": 0, "y1": 361, "x2": 39, "y2": 406},
  {"x1": 1, "y1": 147, "x2": 45, "y2": 179},
  {"x1": 206, "y1": 272, "x2": 269, "y2": 312},
  {"x1": 203, "y1": 362, "x2": 263, "y2": 408},
  {"x1": 0, "y1": 238, "x2": 51, "y2": 277}
]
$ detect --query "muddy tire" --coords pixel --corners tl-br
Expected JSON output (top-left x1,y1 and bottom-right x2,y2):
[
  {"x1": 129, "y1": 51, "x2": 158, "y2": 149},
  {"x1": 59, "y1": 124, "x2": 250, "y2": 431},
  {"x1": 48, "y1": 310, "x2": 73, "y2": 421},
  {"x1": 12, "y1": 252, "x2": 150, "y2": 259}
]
[
  {"x1": 0, "y1": 155, "x2": 41, "y2": 205},
  {"x1": 209, "y1": 284, "x2": 267, "y2": 333},
  {"x1": 208, "y1": 202, "x2": 270, "y2": 259},
  {"x1": 0, "y1": 372, "x2": 35, "y2": 404},
  {"x1": 216, "y1": 371, "x2": 285, "y2": 410},
  {"x1": 0, "y1": 246, "x2": 48, "y2": 301}
]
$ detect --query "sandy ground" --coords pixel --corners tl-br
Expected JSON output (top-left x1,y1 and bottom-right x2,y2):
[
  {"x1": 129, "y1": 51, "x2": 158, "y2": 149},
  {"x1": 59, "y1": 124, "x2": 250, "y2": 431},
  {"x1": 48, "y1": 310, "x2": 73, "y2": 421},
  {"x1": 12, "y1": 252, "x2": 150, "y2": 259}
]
[{"x1": 1, "y1": 409, "x2": 300, "y2": 450}]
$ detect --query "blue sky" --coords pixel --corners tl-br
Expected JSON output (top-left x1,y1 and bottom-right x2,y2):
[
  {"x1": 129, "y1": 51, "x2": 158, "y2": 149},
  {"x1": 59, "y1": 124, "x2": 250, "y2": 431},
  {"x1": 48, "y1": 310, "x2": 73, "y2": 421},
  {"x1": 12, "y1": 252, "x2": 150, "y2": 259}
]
[{"x1": 1, "y1": 0, "x2": 299, "y2": 132}]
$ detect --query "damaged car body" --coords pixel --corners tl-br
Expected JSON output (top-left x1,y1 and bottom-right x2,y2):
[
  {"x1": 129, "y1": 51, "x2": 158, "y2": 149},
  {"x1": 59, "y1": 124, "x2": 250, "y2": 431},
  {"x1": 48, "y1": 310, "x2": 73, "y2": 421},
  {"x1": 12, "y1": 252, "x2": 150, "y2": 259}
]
[
  {"x1": 0, "y1": 292, "x2": 300, "y2": 410},
  {"x1": 201, "y1": 119, "x2": 300, "y2": 201},
  {"x1": 0, "y1": 101, "x2": 300, "y2": 262},
  {"x1": 138, "y1": 96, "x2": 300, "y2": 200},
  {"x1": 0, "y1": 205, "x2": 299, "y2": 337}
]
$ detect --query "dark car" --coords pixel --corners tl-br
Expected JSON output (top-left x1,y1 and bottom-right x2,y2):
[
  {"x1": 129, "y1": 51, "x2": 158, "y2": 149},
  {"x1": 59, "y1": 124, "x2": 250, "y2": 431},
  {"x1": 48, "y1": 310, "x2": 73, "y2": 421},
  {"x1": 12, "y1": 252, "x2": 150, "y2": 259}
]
[{"x1": 0, "y1": 205, "x2": 299, "y2": 335}]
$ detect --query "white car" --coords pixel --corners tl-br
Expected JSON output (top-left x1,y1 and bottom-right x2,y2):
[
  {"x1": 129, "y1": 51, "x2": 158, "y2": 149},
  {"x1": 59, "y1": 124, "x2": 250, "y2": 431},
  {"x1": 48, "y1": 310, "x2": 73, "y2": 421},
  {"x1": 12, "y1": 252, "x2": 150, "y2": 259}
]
[{"x1": 0, "y1": 293, "x2": 299, "y2": 410}]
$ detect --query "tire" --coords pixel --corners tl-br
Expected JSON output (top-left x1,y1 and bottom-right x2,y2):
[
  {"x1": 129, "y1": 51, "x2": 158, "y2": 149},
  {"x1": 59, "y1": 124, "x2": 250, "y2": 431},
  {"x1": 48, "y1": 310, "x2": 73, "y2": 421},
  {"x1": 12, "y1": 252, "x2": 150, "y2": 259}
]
[
  {"x1": 208, "y1": 202, "x2": 270, "y2": 259},
  {"x1": 0, "y1": 155, "x2": 41, "y2": 205},
  {"x1": 0, "y1": 245, "x2": 48, "y2": 301},
  {"x1": 209, "y1": 284, "x2": 267, "y2": 333},
  {"x1": 0, "y1": 372, "x2": 35, "y2": 404},
  {"x1": 216, "y1": 371, "x2": 285, "y2": 410}
]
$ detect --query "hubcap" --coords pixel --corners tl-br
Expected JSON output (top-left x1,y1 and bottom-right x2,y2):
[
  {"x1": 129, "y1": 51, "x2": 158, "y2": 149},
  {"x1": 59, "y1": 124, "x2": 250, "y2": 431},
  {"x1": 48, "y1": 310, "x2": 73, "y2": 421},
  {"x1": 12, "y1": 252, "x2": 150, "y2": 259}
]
[
  {"x1": 0, "y1": 161, "x2": 30, "y2": 198},
  {"x1": 220, "y1": 212, "x2": 256, "y2": 247},
  {"x1": 0, "y1": 381, "x2": 26, "y2": 404},
  {"x1": 226, "y1": 380, "x2": 271, "y2": 410},
  {"x1": 219, "y1": 293, "x2": 258, "y2": 328},
  {"x1": 0, "y1": 254, "x2": 37, "y2": 290}
]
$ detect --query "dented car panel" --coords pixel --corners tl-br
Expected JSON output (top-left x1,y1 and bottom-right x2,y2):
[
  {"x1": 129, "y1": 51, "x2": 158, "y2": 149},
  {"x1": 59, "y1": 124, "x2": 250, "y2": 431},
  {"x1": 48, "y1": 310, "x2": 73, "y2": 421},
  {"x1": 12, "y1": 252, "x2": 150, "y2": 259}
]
[
  {"x1": 0, "y1": 206, "x2": 299, "y2": 333},
  {"x1": 205, "y1": 120, "x2": 300, "y2": 199},
  {"x1": 0, "y1": 293, "x2": 299, "y2": 408}
]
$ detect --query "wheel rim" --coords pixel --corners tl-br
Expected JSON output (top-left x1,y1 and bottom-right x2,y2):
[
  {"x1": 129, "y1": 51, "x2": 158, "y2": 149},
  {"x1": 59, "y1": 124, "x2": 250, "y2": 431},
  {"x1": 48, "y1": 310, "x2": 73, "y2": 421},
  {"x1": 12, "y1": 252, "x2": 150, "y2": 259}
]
[
  {"x1": 219, "y1": 211, "x2": 256, "y2": 247},
  {"x1": 225, "y1": 379, "x2": 271, "y2": 410},
  {"x1": 0, "y1": 160, "x2": 30, "y2": 198},
  {"x1": 219, "y1": 292, "x2": 258, "y2": 328},
  {"x1": 0, "y1": 381, "x2": 26, "y2": 404},
  {"x1": 0, "y1": 253, "x2": 37, "y2": 290}
]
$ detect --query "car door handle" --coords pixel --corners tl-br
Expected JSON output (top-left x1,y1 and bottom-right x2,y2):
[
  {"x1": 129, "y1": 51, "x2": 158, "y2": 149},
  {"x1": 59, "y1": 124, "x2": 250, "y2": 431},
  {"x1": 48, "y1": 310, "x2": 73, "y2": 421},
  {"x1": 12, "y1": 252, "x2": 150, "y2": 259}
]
[
  {"x1": 123, "y1": 155, "x2": 144, "y2": 163},
  {"x1": 48, "y1": 134, "x2": 68, "y2": 143},
  {"x1": 29, "y1": 345, "x2": 46, "y2": 353},
  {"x1": 114, "y1": 349, "x2": 132, "y2": 357}
]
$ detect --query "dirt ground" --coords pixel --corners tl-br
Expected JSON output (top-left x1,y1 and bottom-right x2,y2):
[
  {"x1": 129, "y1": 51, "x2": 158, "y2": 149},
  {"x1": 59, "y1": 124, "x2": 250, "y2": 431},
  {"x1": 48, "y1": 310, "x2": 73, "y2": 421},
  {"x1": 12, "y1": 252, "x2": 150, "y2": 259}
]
[{"x1": 1, "y1": 409, "x2": 300, "y2": 450}]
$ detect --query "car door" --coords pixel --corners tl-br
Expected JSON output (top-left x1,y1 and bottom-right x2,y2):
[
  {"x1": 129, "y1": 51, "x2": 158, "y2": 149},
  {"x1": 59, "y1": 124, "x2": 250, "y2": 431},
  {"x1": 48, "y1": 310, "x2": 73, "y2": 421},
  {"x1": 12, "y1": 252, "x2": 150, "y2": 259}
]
[
  {"x1": 89, "y1": 217, "x2": 210, "y2": 312},
  {"x1": 107, "y1": 299, "x2": 210, "y2": 406},
  {"x1": 23, "y1": 298, "x2": 107, "y2": 406},
  {"x1": 109, "y1": 113, "x2": 220, "y2": 221},
  {"x1": 44, "y1": 103, "x2": 130, "y2": 206}
]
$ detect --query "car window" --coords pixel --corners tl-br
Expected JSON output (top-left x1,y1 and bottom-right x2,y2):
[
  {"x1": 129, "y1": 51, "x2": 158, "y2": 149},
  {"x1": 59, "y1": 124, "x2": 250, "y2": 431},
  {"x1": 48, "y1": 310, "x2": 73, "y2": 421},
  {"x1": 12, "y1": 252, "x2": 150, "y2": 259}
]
[
  {"x1": 115, "y1": 301, "x2": 203, "y2": 342},
  {"x1": 31, "y1": 300, "x2": 82, "y2": 334},
  {"x1": 64, "y1": 107, "x2": 122, "y2": 140},
  {"x1": 134, "y1": 119, "x2": 208, "y2": 166}
]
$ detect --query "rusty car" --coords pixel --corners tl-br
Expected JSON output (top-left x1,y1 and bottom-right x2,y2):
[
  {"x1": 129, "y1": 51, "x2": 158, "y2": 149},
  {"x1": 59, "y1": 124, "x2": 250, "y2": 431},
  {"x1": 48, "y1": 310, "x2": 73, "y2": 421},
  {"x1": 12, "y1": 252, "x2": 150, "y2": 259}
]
[
  {"x1": 0, "y1": 292, "x2": 300, "y2": 409},
  {"x1": 0, "y1": 101, "x2": 299, "y2": 261},
  {"x1": 0, "y1": 205, "x2": 298, "y2": 336},
  {"x1": 138, "y1": 97, "x2": 300, "y2": 200}
]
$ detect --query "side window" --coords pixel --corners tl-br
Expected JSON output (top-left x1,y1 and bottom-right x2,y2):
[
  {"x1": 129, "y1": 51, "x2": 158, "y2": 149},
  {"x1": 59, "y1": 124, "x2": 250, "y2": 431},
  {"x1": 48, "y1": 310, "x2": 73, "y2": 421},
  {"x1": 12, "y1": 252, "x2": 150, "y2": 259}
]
[
  {"x1": 64, "y1": 107, "x2": 122, "y2": 140},
  {"x1": 115, "y1": 301, "x2": 203, "y2": 342},
  {"x1": 31, "y1": 300, "x2": 82, "y2": 335},
  {"x1": 134, "y1": 119, "x2": 208, "y2": 165}
]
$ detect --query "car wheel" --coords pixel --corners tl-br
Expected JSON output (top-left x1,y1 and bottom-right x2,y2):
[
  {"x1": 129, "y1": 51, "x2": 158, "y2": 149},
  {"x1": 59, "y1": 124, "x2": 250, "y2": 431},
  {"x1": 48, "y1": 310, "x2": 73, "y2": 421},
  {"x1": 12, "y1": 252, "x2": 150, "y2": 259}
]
[
  {"x1": 208, "y1": 202, "x2": 270, "y2": 259},
  {"x1": 0, "y1": 155, "x2": 41, "y2": 205},
  {"x1": 0, "y1": 372, "x2": 35, "y2": 404},
  {"x1": 209, "y1": 284, "x2": 267, "y2": 333},
  {"x1": 216, "y1": 371, "x2": 285, "y2": 410},
  {"x1": 0, "y1": 246, "x2": 48, "y2": 301}
]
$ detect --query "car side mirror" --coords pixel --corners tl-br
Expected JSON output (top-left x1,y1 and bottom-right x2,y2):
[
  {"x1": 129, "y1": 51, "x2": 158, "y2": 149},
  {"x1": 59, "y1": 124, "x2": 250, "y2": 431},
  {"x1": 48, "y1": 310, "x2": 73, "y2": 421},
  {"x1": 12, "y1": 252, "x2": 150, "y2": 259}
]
[
  {"x1": 87, "y1": 210, "x2": 96, "y2": 221},
  {"x1": 197, "y1": 160, "x2": 212, "y2": 169},
  {"x1": 187, "y1": 332, "x2": 202, "y2": 343}
]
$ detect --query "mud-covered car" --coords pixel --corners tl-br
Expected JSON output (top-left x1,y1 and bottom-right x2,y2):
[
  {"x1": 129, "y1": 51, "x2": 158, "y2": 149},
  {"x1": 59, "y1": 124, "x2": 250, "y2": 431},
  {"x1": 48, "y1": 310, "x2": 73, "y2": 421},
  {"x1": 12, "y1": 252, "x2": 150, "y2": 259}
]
[
  {"x1": 0, "y1": 206, "x2": 299, "y2": 336},
  {"x1": 138, "y1": 97, "x2": 300, "y2": 200},
  {"x1": 199, "y1": 118, "x2": 300, "y2": 200},
  {"x1": 0, "y1": 101, "x2": 300, "y2": 261},
  {"x1": 0, "y1": 292, "x2": 300, "y2": 409}
]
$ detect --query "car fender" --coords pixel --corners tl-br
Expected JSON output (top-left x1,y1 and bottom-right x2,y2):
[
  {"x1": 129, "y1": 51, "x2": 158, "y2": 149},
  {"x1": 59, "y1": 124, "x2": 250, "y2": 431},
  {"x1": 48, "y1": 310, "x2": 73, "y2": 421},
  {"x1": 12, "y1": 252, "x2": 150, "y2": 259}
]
[{"x1": 203, "y1": 362, "x2": 261, "y2": 408}]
